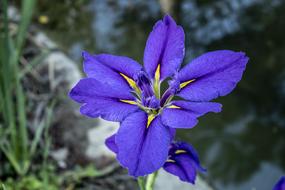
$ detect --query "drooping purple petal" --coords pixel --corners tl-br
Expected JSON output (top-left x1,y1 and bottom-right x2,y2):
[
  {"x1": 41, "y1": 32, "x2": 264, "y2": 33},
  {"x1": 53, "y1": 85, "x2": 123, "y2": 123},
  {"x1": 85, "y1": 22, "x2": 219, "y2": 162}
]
[
  {"x1": 82, "y1": 51, "x2": 142, "y2": 91},
  {"x1": 69, "y1": 78, "x2": 138, "y2": 121},
  {"x1": 105, "y1": 129, "x2": 176, "y2": 156},
  {"x1": 177, "y1": 50, "x2": 249, "y2": 101},
  {"x1": 143, "y1": 15, "x2": 185, "y2": 80},
  {"x1": 163, "y1": 162, "x2": 188, "y2": 181},
  {"x1": 116, "y1": 111, "x2": 172, "y2": 177},
  {"x1": 105, "y1": 134, "x2": 118, "y2": 154},
  {"x1": 161, "y1": 101, "x2": 222, "y2": 128},
  {"x1": 163, "y1": 142, "x2": 205, "y2": 184},
  {"x1": 273, "y1": 176, "x2": 285, "y2": 190},
  {"x1": 164, "y1": 155, "x2": 197, "y2": 184},
  {"x1": 170, "y1": 142, "x2": 206, "y2": 172}
]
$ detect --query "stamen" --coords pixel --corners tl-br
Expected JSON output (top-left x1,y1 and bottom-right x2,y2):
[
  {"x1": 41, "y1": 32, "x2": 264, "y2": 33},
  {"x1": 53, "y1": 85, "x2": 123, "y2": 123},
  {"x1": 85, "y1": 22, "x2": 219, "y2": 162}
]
[
  {"x1": 135, "y1": 71, "x2": 154, "y2": 97},
  {"x1": 160, "y1": 78, "x2": 180, "y2": 107}
]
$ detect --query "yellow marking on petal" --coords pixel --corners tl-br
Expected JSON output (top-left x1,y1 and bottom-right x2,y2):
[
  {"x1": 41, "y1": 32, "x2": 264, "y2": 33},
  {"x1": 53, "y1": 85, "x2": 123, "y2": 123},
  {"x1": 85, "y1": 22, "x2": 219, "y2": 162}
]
[
  {"x1": 154, "y1": 64, "x2": 161, "y2": 98},
  {"x1": 166, "y1": 159, "x2": 175, "y2": 163},
  {"x1": 155, "y1": 64, "x2": 161, "y2": 82},
  {"x1": 175, "y1": 150, "x2": 187, "y2": 154},
  {"x1": 119, "y1": 73, "x2": 140, "y2": 94},
  {"x1": 147, "y1": 114, "x2": 156, "y2": 128},
  {"x1": 167, "y1": 105, "x2": 181, "y2": 109},
  {"x1": 180, "y1": 79, "x2": 195, "y2": 89},
  {"x1": 120, "y1": 99, "x2": 137, "y2": 105}
]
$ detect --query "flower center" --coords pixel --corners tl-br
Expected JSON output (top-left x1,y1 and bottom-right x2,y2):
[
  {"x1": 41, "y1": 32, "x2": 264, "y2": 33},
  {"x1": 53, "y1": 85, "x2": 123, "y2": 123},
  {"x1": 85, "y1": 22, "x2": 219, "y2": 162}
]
[
  {"x1": 132, "y1": 70, "x2": 181, "y2": 116},
  {"x1": 133, "y1": 71, "x2": 160, "y2": 114}
]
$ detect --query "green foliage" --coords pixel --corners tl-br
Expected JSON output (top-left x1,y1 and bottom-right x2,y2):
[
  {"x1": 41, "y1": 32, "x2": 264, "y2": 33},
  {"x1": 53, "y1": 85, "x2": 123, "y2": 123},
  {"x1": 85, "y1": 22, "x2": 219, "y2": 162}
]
[
  {"x1": 2, "y1": 174, "x2": 59, "y2": 190},
  {"x1": 0, "y1": 0, "x2": 53, "y2": 177},
  {"x1": 0, "y1": 164, "x2": 103, "y2": 190}
]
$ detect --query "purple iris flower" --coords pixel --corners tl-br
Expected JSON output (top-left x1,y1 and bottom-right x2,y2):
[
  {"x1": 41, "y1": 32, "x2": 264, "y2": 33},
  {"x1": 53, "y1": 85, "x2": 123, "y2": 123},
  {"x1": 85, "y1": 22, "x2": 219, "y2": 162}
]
[
  {"x1": 273, "y1": 176, "x2": 285, "y2": 190},
  {"x1": 69, "y1": 15, "x2": 249, "y2": 177}
]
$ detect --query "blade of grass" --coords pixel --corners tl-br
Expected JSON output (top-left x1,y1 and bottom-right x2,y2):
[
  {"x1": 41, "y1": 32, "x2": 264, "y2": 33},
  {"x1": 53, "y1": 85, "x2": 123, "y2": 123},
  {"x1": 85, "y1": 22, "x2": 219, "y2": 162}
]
[
  {"x1": 0, "y1": 142, "x2": 21, "y2": 175},
  {"x1": 1, "y1": 183, "x2": 6, "y2": 190},
  {"x1": 30, "y1": 101, "x2": 55, "y2": 157},
  {"x1": 14, "y1": 0, "x2": 36, "y2": 59},
  {"x1": 42, "y1": 102, "x2": 55, "y2": 190},
  {"x1": 13, "y1": 0, "x2": 37, "y2": 175},
  {"x1": 29, "y1": 119, "x2": 45, "y2": 157},
  {"x1": 0, "y1": 0, "x2": 17, "y2": 157},
  {"x1": 0, "y1": 0, "x2": 37, "y2": 176}
]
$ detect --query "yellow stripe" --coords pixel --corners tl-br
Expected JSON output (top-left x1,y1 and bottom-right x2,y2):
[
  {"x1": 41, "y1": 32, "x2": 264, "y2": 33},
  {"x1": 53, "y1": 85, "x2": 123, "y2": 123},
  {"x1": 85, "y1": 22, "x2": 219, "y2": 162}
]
[
  {"x1": 155, "y1": 64, "x2": 160, "y2": 81},
  {"x1": 180, "y1": 79, "x2": 195, "y2": 89},
  {"x1": 175, "y1": 150, "x2": 186, "y2": 154},
  {"x1": 119, "y1": 73, "x2": 140, "y2": 94},
  {"x1": 168, "y1": 105, "x2": 181, "y2": 109},
  {"x1": 166, "y1": 159, "x2": 175, "y2": 163},
  {"x1": 120, "y1": 99, "x2": 137, "y2": 105},
  {"x1": 147, "y1": 114, "x2": 156, "y2": 128}
]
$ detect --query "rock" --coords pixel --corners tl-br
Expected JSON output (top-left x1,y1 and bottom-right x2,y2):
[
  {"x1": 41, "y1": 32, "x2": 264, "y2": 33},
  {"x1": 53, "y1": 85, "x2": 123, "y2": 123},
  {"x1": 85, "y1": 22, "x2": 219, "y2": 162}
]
[
  {"x1": 86, "y1": 120, "x2": 118, "y2": 159},
  {"x1": 50, "y1": 148, "x2": 68, "y2": 169}
]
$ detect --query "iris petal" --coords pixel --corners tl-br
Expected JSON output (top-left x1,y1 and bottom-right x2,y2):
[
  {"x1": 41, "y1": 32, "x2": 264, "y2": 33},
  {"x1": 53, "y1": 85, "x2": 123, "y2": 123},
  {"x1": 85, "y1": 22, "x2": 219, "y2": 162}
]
[
  {"x1": 161, "y1": 101, "x2": 222, "y2": 128},
  {"x1": 143, "y1": 15, "x2": 185, "y2": 81},
  {"x1": 69, "y1": 78, "x2": 134, "y2": 101},
  {"x1": 82, "y1": 51, "x2": 142, "y2": 92},
  {"x1": 69, "y1": 78, "x2": 139, "y2": 121},
  {"x1": 273, "y1": 176, "x2": 285, "y2": 190},
  {"x1": 80, "y1": 98, "x2": 139, "y2": 121},
  {"x1": 105, "y1": 134, "x2": 118, "y2": 154},
  {"x1": 116, "y1": 111, "x2": 172, "y2": 177},
  {"x1": 177, "y1": 50, "x2": 249, "y2": 101},
  {"x1": 164, "y1": 156, "x2": 197, "y2": 184}
]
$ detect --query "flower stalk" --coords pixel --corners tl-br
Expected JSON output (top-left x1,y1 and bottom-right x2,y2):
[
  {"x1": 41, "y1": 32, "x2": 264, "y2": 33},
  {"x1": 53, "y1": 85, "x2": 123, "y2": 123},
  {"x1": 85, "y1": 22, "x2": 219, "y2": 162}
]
[
  {"x1": 138, "y1": 171, "x2": 158, "y2": 190},
  {"x1": 138, "y1": 177, "x2": 146, "y2": 190}
]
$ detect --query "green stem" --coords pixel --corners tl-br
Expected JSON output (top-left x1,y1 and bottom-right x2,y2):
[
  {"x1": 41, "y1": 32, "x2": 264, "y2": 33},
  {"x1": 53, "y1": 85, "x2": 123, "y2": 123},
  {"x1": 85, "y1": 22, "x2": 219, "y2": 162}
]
[
  {"x1": 138, "y1": 177, "x2": 146, "y2": 190},
  {"x1": 145, "y1": 171, "x2": 158, "y2": 190}
]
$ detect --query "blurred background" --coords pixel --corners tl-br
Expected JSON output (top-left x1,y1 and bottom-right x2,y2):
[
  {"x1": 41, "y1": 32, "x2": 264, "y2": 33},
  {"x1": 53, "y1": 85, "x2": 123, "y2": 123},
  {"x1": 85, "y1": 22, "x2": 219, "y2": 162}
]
[{"x1": 1, "y1": 0, "x2": 285, "y2": 190}]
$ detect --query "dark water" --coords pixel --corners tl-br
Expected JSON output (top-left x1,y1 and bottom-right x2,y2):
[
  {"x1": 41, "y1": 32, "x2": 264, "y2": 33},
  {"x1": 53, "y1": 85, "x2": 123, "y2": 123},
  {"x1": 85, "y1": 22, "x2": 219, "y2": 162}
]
[{"x1": 34, "y1": 0, "x2": 285, "y2": 189}]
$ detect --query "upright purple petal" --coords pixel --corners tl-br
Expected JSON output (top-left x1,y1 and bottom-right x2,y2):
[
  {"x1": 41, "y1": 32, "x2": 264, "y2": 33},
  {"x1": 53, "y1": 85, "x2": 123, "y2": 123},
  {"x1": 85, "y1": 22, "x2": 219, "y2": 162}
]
[
  {"x1": 105, "y1": 134, "x2": 118, "y2": 154},
  {"x1": 82, "y1": 51, "x2": 141, "y2": 92},
  {"x1": 143, "y1": 15, "x2": 185, "y2": 80},
  {"x1": 116, "y1": 111, "x2": 172, "y2": 177},
  {"x1": 177, "y1": 50, "x2": 249, "y2": 101},
  {"x1": 69, "y1": 78, "x2": 139, "y2": 121},
  {"x1": 273, "y1": 176, "x2": 285, "y2": 190},
  {"x1": 161, "y1": 101, "x2": 222, "y2": 128}
]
